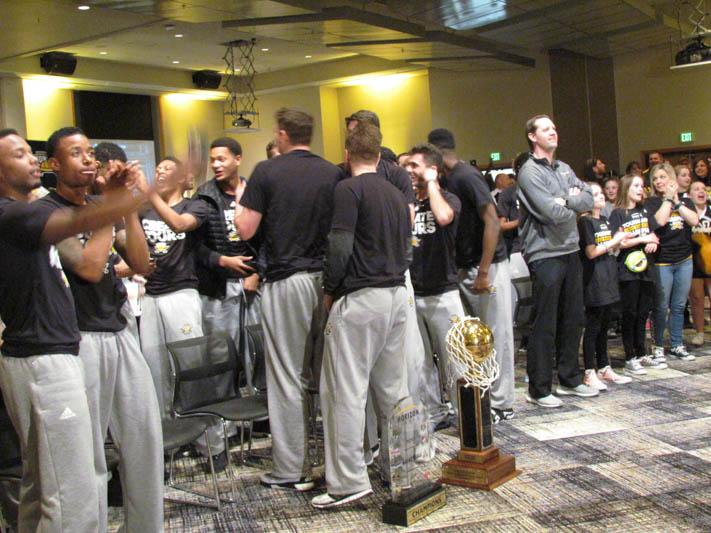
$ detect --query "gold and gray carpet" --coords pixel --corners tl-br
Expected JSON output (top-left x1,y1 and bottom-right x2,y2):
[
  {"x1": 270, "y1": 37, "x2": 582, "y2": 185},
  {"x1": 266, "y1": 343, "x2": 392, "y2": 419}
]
[{"x1": 109, "y1": 333, "x2": 711, "y2": 532}]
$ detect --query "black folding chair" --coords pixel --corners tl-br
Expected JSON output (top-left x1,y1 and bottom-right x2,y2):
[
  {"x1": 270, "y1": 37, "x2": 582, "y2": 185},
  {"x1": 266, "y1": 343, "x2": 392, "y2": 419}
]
[{"x1": 166, "y1": 332, "x2": 269, "y2": 500}]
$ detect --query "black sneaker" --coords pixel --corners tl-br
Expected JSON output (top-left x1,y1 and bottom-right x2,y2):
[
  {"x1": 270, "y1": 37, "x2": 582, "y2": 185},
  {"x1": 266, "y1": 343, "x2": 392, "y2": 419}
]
[
  {"x1": 490, "y1": 409, "x2": 501, "y2": 425},
  {"x1": 491, "y1": 407, "x2": 514, "y2": 424}
]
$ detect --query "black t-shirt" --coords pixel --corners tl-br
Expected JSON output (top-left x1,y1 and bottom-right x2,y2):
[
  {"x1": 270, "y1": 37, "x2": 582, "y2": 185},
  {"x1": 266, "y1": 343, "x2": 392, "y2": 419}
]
[
  {"x1": 37, "y1": 191, "x2": 127, "y2": 332},
  {"x1": 496, "y1": 184, "x2": 521, "y2": 255},
  {"x1": 446, "y1": 161, "x2": 507, "y2": 268},
  {"x1": 644, "y1": 196, "x2": 694, "y2": 264},
  {"x1": 0, "y1": 197, "x2": 80, "y2": 357},
  {"x1": 141, "y1": 198, "x2": 209, "y2": 296},
  {"x1": 578, "y1": 215, "x2": 620, "y2": 307},
  {"x1": 339, "y1": 158, "x2": 416, "y2": 206},
  {"x1": 609, "y1": 205, "x2": 658, "y2": 282},
  {"x1": 240, "y1": 149, "x2": 341, "y2": 282},
  {"x1": 410, "y1": 191, "x2": 461, "y2": 296},
  {"x1": 328, "y1": 172, "x2": 409, "y2": 298},
  {"x1": 691, "y1": 205, "x2": 711, "y2": 276}
]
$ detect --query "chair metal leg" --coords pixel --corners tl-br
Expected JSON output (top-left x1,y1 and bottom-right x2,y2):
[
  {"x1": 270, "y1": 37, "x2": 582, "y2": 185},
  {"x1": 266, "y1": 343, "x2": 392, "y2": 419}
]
[
  {"x1": 222, "y1": 419, "x2": 238, "y2": 502},
  {"x1": 164, "y1": 433, "x2": 222, "y2": 510}
]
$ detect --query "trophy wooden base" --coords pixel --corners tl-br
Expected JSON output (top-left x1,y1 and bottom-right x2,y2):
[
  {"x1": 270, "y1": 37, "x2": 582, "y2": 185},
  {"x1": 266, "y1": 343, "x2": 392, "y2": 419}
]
[
  {"x1": 440, "y1": 448, "x2": 520, "y2": 490},
  {"x1": 382, "y1": 483, "x2": 446, "y2": 526}
]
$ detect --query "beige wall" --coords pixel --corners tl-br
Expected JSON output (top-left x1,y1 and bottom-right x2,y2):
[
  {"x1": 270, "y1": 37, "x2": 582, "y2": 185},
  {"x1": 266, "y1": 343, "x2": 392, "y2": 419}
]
[
  {"x1": 227, "y1": 85, "x2": 324, "y2": 178},
  {"x1": 615, "y1": 46, "x2": 711, "y2": 167},
  {"x1": 428, "y1": 57, "x2": 553, "y2": 167},
  {"x1": 334, "y1": 72, "x2": 432, "y2": 156}
]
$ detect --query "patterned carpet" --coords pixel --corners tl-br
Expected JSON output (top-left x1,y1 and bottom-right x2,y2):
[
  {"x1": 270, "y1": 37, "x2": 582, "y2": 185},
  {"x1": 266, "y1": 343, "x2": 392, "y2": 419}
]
[{"x1": 109, "y1": 330, "x2": 711, "y2": 532}]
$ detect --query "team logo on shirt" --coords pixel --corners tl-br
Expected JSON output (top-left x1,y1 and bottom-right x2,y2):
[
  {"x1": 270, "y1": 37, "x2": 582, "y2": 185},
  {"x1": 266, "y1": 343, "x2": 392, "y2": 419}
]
[
  {"x1": 620, "y1": 212, "x2": 650, "y2": 237},
  {"x1": 142, "y1": 219, "x2": 186, "y2": 257},
  {"x1": 76, "y1": 230, "x2": 113, "y2": 275},
  {"x1": 667, "y1": 210, "x2": 684, "y2": 231},
  {"x1": 49, "y1": 245, "x2": 70, "y2": 288},
  {"x1": 180, "y1": 324, "x2": 193, "y2": 335},
  {"x1": 594, "y1": 223, "x2": 612, "y2": 245},
  {"x1": 224, "y1": 203, "x2": 241, "y2": 242},
  {"x1": 412, "y1": 209, "x2": 436, "y2": 236}
]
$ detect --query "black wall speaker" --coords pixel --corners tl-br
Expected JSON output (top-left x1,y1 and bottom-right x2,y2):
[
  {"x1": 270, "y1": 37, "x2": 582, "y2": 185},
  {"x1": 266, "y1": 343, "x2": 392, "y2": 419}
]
[
  {"x1": 40, "y1": 52, "x2": 77, "y2": 75},
  {"x1": 192, "y1": 70, "x2": 222, "y2": 90}
]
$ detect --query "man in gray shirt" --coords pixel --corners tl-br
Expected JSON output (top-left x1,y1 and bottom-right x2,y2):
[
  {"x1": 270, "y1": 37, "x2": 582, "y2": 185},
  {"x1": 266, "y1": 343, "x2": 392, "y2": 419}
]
[{"x1": 517, "y1": 114, "x2": 599, "y2": 407}]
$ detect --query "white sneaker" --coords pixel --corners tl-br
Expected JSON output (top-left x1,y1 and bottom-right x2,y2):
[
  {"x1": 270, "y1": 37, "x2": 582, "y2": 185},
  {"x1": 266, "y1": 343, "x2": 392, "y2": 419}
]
[
  {"x1": 624, "y1": 357, "x2": 647, "y2": 376},
  {"x1": 669, "y1": 345, "x2": 696, "y2": 361},
  {"x1": 311, "y1": 488, "x2": 373, "y2": 509},
  {"x1": 597, "y1": 365, "x2": 633, "y2": 384},
  {"x1": 690, "y1": 332, "x2": 704, "y2": 347},
  {"x1": 639, "y1": 355, "x2": 668, "y2": 370},
  {"x1": 555, "y1": 383, "x2": 599, "y2": 397},
  {"x1": 525, "y1": 393, "x2": 563, "y2": 408},
  {"x1": 583, "y1": 369, "x2": 608, "y2": 391},
  {"x1": 650, "y1": 345, "x2": 667, "y2": 363}
]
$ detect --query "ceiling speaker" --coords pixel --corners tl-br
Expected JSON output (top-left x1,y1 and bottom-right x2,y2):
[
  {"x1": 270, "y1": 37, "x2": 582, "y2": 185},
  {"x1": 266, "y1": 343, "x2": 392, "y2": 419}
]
[{"x1": 40, "y1": 52, "x2": 77, "y2": 75}]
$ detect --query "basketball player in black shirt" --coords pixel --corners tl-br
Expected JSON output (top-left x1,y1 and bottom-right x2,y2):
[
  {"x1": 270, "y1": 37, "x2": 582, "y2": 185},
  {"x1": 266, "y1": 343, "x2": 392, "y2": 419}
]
[
  {"x1": 313, "y1": 122, "x2": 410, "y2": 509},
  {"x1": 38, "y1": 127, "x2": 163, "y2": 532},
  {"x1": 239, "y1": 108, "x2": 341, "y2": 491}
]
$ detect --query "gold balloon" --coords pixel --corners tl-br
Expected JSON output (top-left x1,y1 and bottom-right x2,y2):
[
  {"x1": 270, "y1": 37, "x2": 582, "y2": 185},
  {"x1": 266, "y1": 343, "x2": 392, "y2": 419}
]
[{"x1": 451, "y1": 316, "x2": 494, "y2": 364}]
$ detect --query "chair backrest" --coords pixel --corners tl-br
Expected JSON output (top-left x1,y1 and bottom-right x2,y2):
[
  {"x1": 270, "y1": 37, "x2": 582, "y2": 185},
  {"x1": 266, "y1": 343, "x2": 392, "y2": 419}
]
[
  {"x1": 244, "y1": 324, "x2": 267, "y2": 393},
  {"x1": 166, "y1": 332, "x2": 243, "y2": 415}
]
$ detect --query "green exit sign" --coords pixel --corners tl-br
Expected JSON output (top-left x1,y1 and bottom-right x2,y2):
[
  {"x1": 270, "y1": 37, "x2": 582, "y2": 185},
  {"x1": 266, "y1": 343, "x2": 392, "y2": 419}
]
[
  {"x1": 680, "y1": 131, "x2": 694, "y2": 143},
  {"x1": 490, "y1": 152, "x2": 501, "y2": 162}
]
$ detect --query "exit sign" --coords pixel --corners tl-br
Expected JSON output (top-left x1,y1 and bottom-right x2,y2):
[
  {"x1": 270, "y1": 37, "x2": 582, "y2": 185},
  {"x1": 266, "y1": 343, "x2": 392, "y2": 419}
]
[
  {"x1": 681, "y1": 131, "x2": 694, "y2": 143},
  {"x1": 490, "y1": 152, "x2": 501, "y2": 162}
]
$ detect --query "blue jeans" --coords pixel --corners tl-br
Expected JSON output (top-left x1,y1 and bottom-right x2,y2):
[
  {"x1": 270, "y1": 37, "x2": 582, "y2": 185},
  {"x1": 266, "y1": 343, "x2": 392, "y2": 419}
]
[{"x1": 653, "y1": 258, "x2": 693, "y2": 348}]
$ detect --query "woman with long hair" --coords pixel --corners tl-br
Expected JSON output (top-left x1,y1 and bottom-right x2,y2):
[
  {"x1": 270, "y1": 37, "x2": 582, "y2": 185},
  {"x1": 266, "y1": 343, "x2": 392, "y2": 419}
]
[
  {"x1": 647, "y1": 163, "x2": 699, "y2": 361},
  {"x1": 609, "y1": 175, "x2": 661, "y2": 376},
  {"x1": 693, "y1": 158, "x2": 709, "y2": 185},
  {"x1": 688, "y1": 180, "x2": 711, "y2": 349}
]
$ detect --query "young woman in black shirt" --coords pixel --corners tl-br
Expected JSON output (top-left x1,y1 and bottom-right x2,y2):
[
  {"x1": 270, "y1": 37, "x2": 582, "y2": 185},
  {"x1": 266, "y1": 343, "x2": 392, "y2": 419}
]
[
  {"x1": 609, "y1": 175, "x2": 661, "y2": 376},
  {"x1": 647, "y1": 163, "x2": 699, "y2": 361}
]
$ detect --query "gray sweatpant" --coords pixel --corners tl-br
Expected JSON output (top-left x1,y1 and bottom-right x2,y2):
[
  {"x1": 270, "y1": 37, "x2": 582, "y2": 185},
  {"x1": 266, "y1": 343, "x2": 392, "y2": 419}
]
[
  {"x1": 199, "y1": 280, "x2": 261, "y2": 455},
  {"x1": 79, "y1": 328, "x2": 164, "y2": 533},
  {"x1": 321, "y1": 286, "x2": 409, "y2": 495},
  {"x1": 415, "y1": 289, "x2": 466, "y2": 420},
  {"x1": 261, "y1": 271, "x2": 324, "y2": 481},
  {"x1": 141, "y1": 288, "x2": 204, "y2": 418},
  {"x1": 458, "y1": 260, "x2": 516, "y2": 410},
  {"x1": 0, "y1": 353, "x2": 99, "y2": 533}
]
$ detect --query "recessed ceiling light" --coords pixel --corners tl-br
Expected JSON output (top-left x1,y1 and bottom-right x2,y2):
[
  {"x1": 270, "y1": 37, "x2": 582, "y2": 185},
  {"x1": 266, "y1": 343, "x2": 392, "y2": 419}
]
[
  {"x1": 77, "y1": 4, "x2": 90, "y2": 10},
  {"x1": 99, "y1": 51, "x2": 108, "y2": 55},
  {"x1": 261, "y1": 48, "x2": 269, "y2": 52},
  {"x1": 172, "y1": 60, "x2": 180, "y2": 64},
  {"x1": 305, "y1": 55, "x2": 312, "y2": 58},
  {"x1": 175, "y1": 33, "x2": 183, "y2": 38}
]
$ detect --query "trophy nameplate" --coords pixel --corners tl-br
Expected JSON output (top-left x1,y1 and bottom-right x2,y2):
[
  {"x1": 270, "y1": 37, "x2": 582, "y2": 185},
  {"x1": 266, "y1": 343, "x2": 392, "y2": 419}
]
[{"x1": 382, "y1": 398, "x2": 446, "y2": 526}]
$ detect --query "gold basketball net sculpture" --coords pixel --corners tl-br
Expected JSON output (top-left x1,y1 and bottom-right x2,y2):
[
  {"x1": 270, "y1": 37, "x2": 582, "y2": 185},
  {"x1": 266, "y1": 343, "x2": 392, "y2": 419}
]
[{"x1": 440, "y1": 317, "x2": 520, "y2": 490}]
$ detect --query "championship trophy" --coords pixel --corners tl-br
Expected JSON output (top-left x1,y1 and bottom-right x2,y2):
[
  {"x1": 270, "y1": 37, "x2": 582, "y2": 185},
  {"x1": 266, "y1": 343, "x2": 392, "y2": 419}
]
[
  {"x1": 440, "y1": 317, "x2": 520, "y2": 490},
  {"x1": 382, "y1": 397, "x2": 446, "y2": 526}
]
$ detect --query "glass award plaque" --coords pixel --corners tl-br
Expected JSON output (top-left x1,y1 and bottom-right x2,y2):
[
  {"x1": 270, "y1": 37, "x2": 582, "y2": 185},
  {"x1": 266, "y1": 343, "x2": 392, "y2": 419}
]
[{"x1": 382, "y1": 397, "x2": 445, "y2": 526}]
